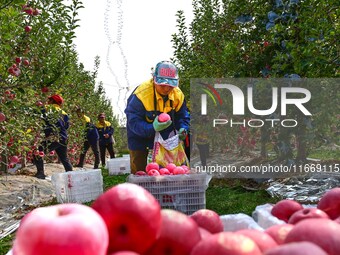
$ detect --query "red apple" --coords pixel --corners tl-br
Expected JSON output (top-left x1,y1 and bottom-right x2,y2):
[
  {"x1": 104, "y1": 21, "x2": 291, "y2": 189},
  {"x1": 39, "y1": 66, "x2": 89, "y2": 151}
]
[
  {"x1": 10, "y1": 156, "x2": 19, "y2": 164},
  {"x1": 148, "y1": 169, "x2": 160, "y2": 176},
  {"x1": 12, "y1": 203, "x2": 109, "y2": 255},
  {"x1": 135, "y1": 171, "x2": 147, "y2": 176},
  {"x1": 264, "y1": 224, "x2": 294, "y2": 245},
  {"x1": 191, "y1": 232, "x2": 262, "y2": 255},
  {"x1": 23, "y1": 59, "x2": 30, "y2": 66},
  {"x1": 91, "y1": 183, "x2": 162, "y2": 254},
  {"x1": 0, "y1": 112, "x2": 6, "y2": 122},
  {"x1": 109, "y1": 252, "x2": 140, "y2": 255},
  {"x1": 236, "y1": 229, "x2": 278, "y2": 253},
  {"x1": 33, "y1": 8, "x2": 41, "y2": 16},
  {"x1": 25, "y1": 26, "x2": 32, "y2": 32},
  {"x1": 173, "y1": 166, "x2": 185, "y2": 175},
  {"x1": 39, "y1": 151, "x2": 45, "y2": 157},
  {"x1": 288, "y1": 208, "x2": 329, "y2": 224},
  {"x1": 146, "y1": 162, "x2": 159, "y2": 172},
  {"x1": 285, "y1": 218, "x2": 340, "y2": 255},
  {"x1": 317, "y1": 187, "x2": 340, "y2": 219},
  {"x1": 159, "y1": 168, "x2": 171, "y2": 175},
  {"x1": 158, "y1": 113, "x2": 171, "y2": 123},
  {"x1": 41, "y1": 87, "x2": 49, "y2": 93},
  {"x1": 15, "y1": 57, "x2": 21, "y2": 64},
  {"x1": 145, "y1": 209, "x2": 201, "y2": 255},
  {"x1": 166, "y1": 163, "x2": 176, "y2": 173},
  {"x1": 271, "y1": 200, "x2": 303, "y2": 222},
  {"x1": 264, "y1": 241, "x2": 327, "y2": 255},
  {"x1": 190, "y1": 209, "x2": 224, "y2": 234},
  {"x1": 198, "y1": 227, "x2": 212, "y2": 239}
]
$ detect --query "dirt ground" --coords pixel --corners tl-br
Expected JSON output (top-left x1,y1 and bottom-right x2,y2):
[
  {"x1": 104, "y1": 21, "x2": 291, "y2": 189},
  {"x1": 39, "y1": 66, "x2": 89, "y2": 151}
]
[{"x1": 0, "y1": 163, "x2": 93, "y2": 239}]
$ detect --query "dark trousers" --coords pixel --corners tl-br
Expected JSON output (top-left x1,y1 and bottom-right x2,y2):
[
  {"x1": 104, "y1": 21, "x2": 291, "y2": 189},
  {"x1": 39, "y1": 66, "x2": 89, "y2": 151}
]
[
  {"x1": 99, "y1": 142, "x2": 115, "y2": 166},
  {"x1": 197, "y1": 143, "x2": 209, "y2": 166},
  {"x1": 78, "y1": 140, "x2": 100, "y2": 168},
  {"x1": 129, "y1": 150, "x2": 148, "y2": 174},
  {"x1": 33, "y1": 141, "x2": 73, "y2": 177}
]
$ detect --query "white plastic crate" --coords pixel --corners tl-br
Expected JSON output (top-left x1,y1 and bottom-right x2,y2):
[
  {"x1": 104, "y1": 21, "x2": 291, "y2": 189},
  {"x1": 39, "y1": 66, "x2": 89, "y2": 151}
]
[
  {"x1": 127, "y1": 173, "x2": 211, "y2": 215},
  {"x1": 107, "y1": 156, "x2": 131, "y2": 175},
  {"x1": 51, "y1": 169, "x2": 103, "y2": 203}
]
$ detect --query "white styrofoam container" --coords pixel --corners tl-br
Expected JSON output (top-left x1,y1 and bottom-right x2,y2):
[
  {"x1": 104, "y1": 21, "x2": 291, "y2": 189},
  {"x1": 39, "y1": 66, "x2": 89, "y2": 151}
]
[
  {"x1": 51, "y1": 169, "x2": 103, "y2": 203},
  {"x1": 220, "y1": 213, "x2": 264, "y2": 232},
  {"x1": 107, "y1": 156, "x2": 130, "y2": 175}
]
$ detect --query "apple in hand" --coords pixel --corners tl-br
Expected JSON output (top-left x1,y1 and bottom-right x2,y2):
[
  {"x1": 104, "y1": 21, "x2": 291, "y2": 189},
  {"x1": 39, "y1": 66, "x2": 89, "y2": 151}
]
[
  {"x1": 158, "y1": 113, "x2": 171, "y2": 123},
  {"x1": 190, "y1": 209, "x2": 224, "y2": 234},
  {"x1": 271, "y1": 200, "x2": 303, "y2": 222},
  {"x1": 92, "y1": 183, "x2": 161, "y2": 254},
  {"x1": 317, "y1": 187, "x2": 340, "y2": 219},
  {"x1": 12, "y1": 203, "x2": 109, "y2": 255},
  {"x1": 145, "y1": 209, "x2": 201, "y2": 255},
  {"x1": 288, "y1": 208, "x2": 329, "y2": 224}
]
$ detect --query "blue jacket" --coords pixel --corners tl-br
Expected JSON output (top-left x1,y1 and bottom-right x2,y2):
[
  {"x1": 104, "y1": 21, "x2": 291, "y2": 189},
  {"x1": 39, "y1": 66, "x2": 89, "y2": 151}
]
[
  {"x1": 42, "y1": 104, "x2": 69, "y2": 143},
  {"x1": 124, "y1": 79, "x2": 190, "y2": 151},
  {"x1": 82, "y1": 115, "x2": 99, "y2": 145},
  {"x1": 95, "y1": 120, "x2": 114, "y2": 145}
]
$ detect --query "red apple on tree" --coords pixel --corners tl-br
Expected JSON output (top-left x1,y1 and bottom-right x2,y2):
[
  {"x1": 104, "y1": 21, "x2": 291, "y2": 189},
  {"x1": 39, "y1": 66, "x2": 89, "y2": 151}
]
[
  {"x1": 0, "y1": 112, "x2": 6, "y2": 122},
  {"x1": 92, "y1": 183, "x2": 162, "y2": 254},
  {"x1": 145, "y1": 209, "x2": 201, "y2": 255},
  {"x1": 25, "y1": 25, "x2": 32, "y2": 32},
  {"x1": 10, "y1": 156, "x2": 19, "y2": 164},
  {"x1": 12, "y1": 203, "x2": 109, "y2": 255}
]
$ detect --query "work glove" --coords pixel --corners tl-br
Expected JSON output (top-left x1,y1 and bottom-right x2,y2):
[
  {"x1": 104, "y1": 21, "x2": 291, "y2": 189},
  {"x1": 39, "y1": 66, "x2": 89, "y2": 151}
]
[
  {"x1": 178, "y1": 128, "x2": 187, "y2": 140},
  {"x1": 153, "y1": 116, "x2": 172, "y2": 132}
]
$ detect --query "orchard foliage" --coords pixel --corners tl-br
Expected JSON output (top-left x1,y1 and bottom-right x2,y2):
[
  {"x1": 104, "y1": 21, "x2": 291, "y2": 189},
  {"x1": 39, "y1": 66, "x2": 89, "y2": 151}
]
[
  {"x1": 0, "y1": 0, "x2": 119, "y2": 171},
  {"x1": 172, "y1": 0, "x2": 339, "y2": 162}
]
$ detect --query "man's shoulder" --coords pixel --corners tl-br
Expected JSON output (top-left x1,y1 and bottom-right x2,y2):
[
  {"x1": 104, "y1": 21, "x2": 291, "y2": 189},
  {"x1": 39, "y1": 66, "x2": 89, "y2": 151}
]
[{"x1": 134, "y1": 79, "x2": 154, "y2": 98}]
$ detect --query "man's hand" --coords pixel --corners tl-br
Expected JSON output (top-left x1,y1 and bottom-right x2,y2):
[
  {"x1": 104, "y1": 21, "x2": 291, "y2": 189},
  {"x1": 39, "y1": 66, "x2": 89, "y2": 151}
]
[
  {"x1": 153, "y1": 116, "x2": 172, "y2": 132},
  {"x1": 178, "y1": 128, "x2": 187, "y2": 140}
]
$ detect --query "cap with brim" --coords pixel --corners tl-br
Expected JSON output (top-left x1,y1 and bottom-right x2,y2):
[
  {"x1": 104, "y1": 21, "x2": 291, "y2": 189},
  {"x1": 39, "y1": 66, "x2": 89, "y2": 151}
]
[
  {"x1": 154, "y1": 76, "x2": 178, "y2": 87},
  {"x1": 153, "y1": 61, "x2": 179, "y2": 87}
]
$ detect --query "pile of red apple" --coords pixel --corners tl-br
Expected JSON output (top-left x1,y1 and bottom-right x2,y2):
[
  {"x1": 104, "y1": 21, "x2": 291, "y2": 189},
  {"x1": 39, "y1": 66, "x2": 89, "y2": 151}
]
[
  {"x1": 11, "y1": 185, "x2": 340, "y2": 255},
  {"x1": 135, "y1": 162, "x2": 191, "y2": 176}
]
